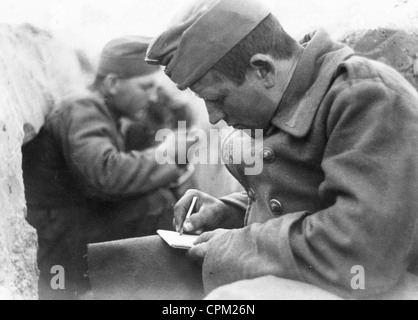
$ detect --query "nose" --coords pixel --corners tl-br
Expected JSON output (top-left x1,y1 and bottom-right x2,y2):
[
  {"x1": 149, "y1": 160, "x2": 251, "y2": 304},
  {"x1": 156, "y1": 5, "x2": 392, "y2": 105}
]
[{"x1": 205, "y1": 102, "x2": 225, "y2": 125}]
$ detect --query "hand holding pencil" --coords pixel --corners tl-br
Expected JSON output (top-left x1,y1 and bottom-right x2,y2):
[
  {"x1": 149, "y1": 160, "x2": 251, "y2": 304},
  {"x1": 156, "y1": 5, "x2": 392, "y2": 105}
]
[
  {"x1": 179, "y1": 196, "x2": 198, "y2": 235},
  {"x1": 173, "y1": 190, "x2": 243, "y2": 235}
]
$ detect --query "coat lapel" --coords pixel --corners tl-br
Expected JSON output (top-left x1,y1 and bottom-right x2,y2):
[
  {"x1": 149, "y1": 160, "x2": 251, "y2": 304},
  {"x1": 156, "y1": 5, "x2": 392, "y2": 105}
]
[{"x1": 271, "y1": 29, "x2": 354, "y2": 138}]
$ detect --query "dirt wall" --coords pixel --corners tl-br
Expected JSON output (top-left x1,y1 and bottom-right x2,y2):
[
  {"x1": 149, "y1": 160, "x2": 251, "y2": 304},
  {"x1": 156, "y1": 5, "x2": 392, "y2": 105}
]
[{"x1": 0, "y1": 24, "x2": 88, "y2": 300}]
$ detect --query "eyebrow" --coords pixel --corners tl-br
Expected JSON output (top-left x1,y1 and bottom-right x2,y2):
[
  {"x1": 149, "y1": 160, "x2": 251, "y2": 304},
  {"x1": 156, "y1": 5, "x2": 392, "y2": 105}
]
[
  {"x1": 196, "y1": 88, "x2": 229, "y2": 101},
  {"x1": 140, "y1": 81, "x2": 155, "y2": 88},
  {"x1": 201, "y1": 94, "x2": 220, "y2": 101},
  {"x1": 192, "y1": 91, "x2": 217, "y2": 100}
]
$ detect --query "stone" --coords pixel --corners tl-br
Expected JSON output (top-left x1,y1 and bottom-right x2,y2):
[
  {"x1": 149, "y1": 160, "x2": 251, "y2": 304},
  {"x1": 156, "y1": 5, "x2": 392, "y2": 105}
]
[{"x1": 341, "y1": 28, "x2": 418, "y2": 90}]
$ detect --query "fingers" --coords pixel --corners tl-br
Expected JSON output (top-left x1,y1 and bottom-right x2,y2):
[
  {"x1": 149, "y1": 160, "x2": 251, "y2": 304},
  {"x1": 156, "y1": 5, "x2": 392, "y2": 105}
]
[
  {"x1": 193, "y1": 228, "x2": 205, "y2": 236},
  {"x1": 173, "y1": 190, "x2": 201, "y2": 232},
  {"x1": 187, "y1": 243, "x2": 208, "y2": 265},
  {"x1": 187, "y1": 230, "x2": 230, "y2": 265},
  {"x1": 173, "y1": 205, "x2": 186, "y2": 233},
  {"x1": 194, "y1": 231, "x2": 216, "y2": 245},
  {"x1": 194, "y1": 229, "x2": 230, "y2": 245},
  {"x1": 173, "y1": 190, "x2": 224, "y2": 234},
  {"x1": 186, "y1": 206, "x2": 213, "y2": 232}
]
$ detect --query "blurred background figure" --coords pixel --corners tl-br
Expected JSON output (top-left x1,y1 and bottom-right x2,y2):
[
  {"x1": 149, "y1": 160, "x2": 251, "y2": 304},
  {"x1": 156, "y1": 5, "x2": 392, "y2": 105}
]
[
  {"x1": 123, "y1": 84, "x2": 197, "y2": 199},
  {"x1": 22, "y1": 36, "x2": 196, "y2": 300}
]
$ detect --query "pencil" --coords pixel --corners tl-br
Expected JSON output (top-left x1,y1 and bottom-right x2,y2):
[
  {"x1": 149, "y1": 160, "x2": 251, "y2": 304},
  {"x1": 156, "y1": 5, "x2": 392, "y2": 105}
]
[{"x1": 180, "y1": 196, "x2": 198, "y2": 236}]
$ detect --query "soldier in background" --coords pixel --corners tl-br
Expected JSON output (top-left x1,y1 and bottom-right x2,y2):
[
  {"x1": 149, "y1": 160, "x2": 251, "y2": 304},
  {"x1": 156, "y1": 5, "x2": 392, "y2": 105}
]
[{"x1": 23, "y1": 36, "x2": 195, "y2": 300}]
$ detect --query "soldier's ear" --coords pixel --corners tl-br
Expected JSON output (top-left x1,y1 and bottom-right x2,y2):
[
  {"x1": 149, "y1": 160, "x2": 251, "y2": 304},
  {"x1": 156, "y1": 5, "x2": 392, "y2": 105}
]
[
  {"x1": 103, "y1": 73, "x2": 120, "y2": 95},
  {"x1": 249, "y1": 54, "x2": 277, "y2": 89}
]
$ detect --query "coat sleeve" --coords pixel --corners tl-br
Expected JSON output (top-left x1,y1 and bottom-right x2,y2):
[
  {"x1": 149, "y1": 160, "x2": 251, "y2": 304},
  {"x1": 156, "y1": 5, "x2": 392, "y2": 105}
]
[
  {"x1": 202, "y1": 81, "x2": 418, "y2": 299},
  {"x1": 62, "y1": 98, "x2": 184, "y2": 199},
  {"x1": 220, "y1": 192, "x2": 248, "y2": 212}
]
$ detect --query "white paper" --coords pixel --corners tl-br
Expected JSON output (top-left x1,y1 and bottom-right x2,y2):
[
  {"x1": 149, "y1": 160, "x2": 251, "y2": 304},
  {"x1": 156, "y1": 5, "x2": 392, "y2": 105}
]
[{"x1": 157, "y1": 230, "x2": 199, "y2": 250}]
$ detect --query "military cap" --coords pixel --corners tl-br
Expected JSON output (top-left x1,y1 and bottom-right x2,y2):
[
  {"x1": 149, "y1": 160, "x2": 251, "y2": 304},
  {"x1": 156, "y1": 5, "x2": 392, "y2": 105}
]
[
  {"x1": 98, "y1": 36, "x2": 160, "y2": 79},
  {"x1": 146, "y1": 0, "x2": 271, "y2": 90}
]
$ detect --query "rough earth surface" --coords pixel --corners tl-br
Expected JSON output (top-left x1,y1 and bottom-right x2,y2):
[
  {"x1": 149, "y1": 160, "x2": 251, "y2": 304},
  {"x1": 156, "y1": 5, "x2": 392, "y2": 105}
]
[
  {"x1": 341, "y1": 28, "x2": 418, "y2": 90},
  {"x1": 0, "y1": 24, "x2": 88, "y2": 300}
]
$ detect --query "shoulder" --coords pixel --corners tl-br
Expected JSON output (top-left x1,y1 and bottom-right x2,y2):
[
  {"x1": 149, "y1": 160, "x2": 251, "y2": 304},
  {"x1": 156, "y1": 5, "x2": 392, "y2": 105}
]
[
  {"x1": 47, "y1": 88, "x2": 108, "y2": 124},
  {"x1": 336, "y1": 56, "x2": 418, "y2": 101},
  {"x1": 65, "y1": 89, "x2": 104, "y2": 106},
  {"x1": 324, "y1": 55, "x2": 418, "y2": 114},
  {"x1": 61, "y1": 88, "x2": 106, "y2": 115},
  {"x1": 325, "y1": 56, "x2": 418, "y2": 136}
]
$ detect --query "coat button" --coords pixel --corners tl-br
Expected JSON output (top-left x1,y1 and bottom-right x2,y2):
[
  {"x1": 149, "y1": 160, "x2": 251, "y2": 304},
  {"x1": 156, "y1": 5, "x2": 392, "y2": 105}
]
[
  {"x1": 262, "y1": 148, "x2": 275, "y2": 164},
  {"x1": 248, "y1": 188, "x2": 256, "y2": 202},
  {"x1": 269, "y1": 199, "x2": 283, "y2": 215}
]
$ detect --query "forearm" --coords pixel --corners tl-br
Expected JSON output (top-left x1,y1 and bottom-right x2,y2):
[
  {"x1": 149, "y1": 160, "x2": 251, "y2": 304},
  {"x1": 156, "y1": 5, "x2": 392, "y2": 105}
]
[
  {"x1": 219, "y1": 192, "x2": 248, "y2": 229},
  {"x1": 220, "y1": 192, "x2": 248, "y2": 212},
  {"x1": 64, "y1": 101, "x2": 185, "y2": 198},
  {"x1": 202, "y1": 206, "x2": 411, "y2": 299},
  {"x1": 71, "y1": 144, "x2": 183, "y2": 198}
]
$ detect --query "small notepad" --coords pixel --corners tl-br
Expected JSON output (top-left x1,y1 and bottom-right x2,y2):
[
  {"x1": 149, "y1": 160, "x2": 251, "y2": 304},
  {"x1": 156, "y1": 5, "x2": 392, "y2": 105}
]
[{"x1": 157, "y1": 230, "x2": 199, "y2": 250}]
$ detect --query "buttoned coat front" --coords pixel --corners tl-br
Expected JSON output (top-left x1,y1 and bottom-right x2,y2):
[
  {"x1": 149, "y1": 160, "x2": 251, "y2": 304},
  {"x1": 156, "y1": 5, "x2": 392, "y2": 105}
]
[{"x1": 203, "y1": 30, "x2": 418, "y2": 299}]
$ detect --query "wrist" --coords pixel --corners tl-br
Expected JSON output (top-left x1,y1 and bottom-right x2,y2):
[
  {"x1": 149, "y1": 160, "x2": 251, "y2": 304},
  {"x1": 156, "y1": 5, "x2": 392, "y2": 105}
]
[{"x1": 219, "y1": 201, "x2": 245, "y2": 229}]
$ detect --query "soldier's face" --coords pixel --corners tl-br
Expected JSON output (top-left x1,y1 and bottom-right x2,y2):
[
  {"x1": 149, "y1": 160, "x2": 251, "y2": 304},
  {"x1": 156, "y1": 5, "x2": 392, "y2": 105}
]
[
  {"x1": 190, "y1": 70, "x2": 277, "y2": 131},
  {"x1": 113, "y1": 72, "x2": 160, "y2": 119}
]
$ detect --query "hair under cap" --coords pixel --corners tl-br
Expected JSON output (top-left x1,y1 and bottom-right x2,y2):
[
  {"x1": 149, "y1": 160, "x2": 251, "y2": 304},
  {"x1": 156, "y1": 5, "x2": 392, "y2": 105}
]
[
  {"x1": 98, "y1": 36, "x2": 160, "y2": 79},
  {"x1": 146, "y1": 0, "x2": 271, "y2": 90}
]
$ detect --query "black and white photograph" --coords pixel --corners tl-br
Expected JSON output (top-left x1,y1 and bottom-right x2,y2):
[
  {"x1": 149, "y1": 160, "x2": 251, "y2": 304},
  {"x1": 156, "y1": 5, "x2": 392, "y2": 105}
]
[{"x1": 1, "y1": 0, "x2": 418, "y2": 304}]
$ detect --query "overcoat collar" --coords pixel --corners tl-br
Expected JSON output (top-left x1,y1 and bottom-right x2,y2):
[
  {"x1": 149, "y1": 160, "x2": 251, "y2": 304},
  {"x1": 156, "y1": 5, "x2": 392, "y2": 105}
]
[{"x1": 270, "y1": 29, "x2": 354, "y2": 138}]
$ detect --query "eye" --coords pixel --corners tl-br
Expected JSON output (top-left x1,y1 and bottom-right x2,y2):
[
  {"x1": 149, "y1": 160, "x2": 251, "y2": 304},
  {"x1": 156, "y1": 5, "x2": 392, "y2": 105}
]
[
  {"x1": 140, "y1": 82, "x2": 155, "y2": 91},
  {"x1": 205, "y1": 96, "x2": 225, "y2": 104}
]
